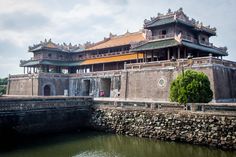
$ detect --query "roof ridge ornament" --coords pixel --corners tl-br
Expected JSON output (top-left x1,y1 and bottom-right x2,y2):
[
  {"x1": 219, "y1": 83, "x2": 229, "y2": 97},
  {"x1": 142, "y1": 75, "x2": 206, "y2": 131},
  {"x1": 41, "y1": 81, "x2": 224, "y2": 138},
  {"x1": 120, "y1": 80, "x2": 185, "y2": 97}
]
[
  {"x1": 178, "y1": 7, "x2": 183, "y2": 12},
  {"x1": 144, "y1": 8, "x2": 216, "y2": 35},
  {"x1": 28, "y1": 39, "x2": 82, "y2": 52},
  {"x1": 109, "y1": 32, "x2": 117, "y2": 38}
]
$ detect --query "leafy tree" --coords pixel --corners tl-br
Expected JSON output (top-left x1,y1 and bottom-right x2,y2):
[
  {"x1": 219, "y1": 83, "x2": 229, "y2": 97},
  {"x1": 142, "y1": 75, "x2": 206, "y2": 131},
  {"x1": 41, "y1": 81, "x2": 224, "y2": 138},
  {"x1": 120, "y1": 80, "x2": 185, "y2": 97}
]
[
  {"x1": 0, "y1": 86, "x2": 6, "y2": 95},
  {"x1": 0, "y1": 78, "x2": 7, "y2": 95},
  {"x1": 169, "y1": 70, "x2": 213, "y2": 104},
  {"x1": 0, "y1": 78, "x2": 8, "y2": 85}
]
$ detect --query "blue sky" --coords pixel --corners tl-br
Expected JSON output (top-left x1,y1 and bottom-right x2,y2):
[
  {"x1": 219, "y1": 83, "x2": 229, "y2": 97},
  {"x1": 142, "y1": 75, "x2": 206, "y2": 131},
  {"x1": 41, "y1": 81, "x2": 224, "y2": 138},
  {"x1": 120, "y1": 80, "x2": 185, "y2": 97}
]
[{"x1": 0, "y1": 0, "x2": 235, "y2": 77}]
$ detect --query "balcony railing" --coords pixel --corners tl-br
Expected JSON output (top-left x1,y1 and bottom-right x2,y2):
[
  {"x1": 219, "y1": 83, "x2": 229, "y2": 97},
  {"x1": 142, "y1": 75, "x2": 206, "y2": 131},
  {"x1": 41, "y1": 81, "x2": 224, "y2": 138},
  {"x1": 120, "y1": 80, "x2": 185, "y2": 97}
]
[
  {"x1": 199, "y1": 40, "x2": 214, "y2": 47},
  {"x1": 150, "y1": 33, "x2": 175, "y2": 40},
  {"x1": 181, "y1": 35, "x2": 198, "y2": 44},
  {"x1": 79, "y1": 50, "x2": 130, "y2": 60}
]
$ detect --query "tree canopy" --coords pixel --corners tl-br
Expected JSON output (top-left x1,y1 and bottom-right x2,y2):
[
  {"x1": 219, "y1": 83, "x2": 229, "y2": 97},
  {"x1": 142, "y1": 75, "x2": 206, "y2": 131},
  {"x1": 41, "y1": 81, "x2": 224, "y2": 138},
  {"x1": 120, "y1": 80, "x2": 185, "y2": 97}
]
[
  {"x1": 0, "y1": 78, "x2": 8, "y2": 95},
  {"x1": 0, "y1": 78, "x2": 7, "y2": 85},
  {"x1": 169, "y1": 70, "x2": 213, "y2": 104}
]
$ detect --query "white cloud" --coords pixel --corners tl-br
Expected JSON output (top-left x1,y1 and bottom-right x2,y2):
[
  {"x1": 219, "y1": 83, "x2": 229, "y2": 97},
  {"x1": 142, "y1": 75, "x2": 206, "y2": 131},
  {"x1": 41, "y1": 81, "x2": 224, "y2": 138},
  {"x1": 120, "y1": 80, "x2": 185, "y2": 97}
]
[
  {"x1": 0, "y1": 0, "x2": 45, "y2": 14},
  {"x1": 0, "y1": 57, "x2": 22, "y2": 77}
]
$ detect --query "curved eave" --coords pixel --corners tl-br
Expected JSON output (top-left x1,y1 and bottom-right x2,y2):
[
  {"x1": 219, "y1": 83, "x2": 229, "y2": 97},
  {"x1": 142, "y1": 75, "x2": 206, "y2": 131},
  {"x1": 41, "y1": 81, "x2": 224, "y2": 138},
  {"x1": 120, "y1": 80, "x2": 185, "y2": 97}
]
[
  {"x1": 28, "y1": 47, "x2": 69, "y2": 53},
  {"x1": 144, "y1": 18, "x2": 176, "y2": 29},
  {"x1": 130, "y1": 39, "x2": 180, "y2": 52},
  {"x1": 181, "y1": 40, "x2": 228, "y2": 56},
  {"x1": 20, "y1": 60, "x2": 83, "y2": 67},
  {"x1": 193, "y1": 28, "x2": 216, "y2": 36},
  {"x1": 176, "y1": 20, "x2": 194, "y2": 28},
  {"x1": 20, "y1": 53, "x2": 143, "y2": 67},
  {"x1": 144, "y1": 18, "x2": 216, "y2": 36},
  {"x1": 20, "y1": 60, "x2": 40, "y2": 67},
  {"x1": 130, "y1": 38, "x2": 227, "y2": 56}
]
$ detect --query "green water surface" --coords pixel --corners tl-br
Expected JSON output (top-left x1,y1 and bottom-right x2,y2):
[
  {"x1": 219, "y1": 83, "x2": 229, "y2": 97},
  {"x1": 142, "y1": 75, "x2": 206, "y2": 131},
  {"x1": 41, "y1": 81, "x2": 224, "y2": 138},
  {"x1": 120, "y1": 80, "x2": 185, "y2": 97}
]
[{"x1": 0, "y1": 132, "x2": 235, "y2": 157}]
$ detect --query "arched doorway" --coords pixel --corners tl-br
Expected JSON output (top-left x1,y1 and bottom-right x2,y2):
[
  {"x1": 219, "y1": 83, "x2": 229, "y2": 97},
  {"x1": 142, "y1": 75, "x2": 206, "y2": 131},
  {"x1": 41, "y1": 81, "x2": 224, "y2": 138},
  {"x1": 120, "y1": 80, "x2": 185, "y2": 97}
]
[{"x1": 44, "y1": 85, "x2": 51, "y2": 96}]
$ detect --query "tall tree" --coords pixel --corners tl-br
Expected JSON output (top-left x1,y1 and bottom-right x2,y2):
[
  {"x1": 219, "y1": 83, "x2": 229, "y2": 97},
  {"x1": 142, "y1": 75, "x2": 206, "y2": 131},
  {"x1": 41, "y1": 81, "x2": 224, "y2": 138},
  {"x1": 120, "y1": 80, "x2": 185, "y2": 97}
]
[{"x1": 0, "y1": 78, "x2": 8, "y2": 95}]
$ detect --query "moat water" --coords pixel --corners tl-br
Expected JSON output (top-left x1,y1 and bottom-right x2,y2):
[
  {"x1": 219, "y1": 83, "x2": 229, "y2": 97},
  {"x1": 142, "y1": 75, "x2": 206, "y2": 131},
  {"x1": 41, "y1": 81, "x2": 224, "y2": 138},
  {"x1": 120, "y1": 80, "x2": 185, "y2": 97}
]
[{"x1": 0, "y1": 131, "x2": 235, "y2": 157}]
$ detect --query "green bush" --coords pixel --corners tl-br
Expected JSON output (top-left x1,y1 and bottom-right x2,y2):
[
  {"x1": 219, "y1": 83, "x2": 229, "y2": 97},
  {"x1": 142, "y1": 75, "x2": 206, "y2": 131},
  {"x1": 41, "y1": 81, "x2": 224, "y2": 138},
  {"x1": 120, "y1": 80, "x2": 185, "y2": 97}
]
[
  {"x1": 0, "y1": 78, "x2": 7, "y2": 85},
  {"x1": 0, "y1": 85, "x2": 6, "y2": 95},
  {"x1": 169, "y1": 70, "x2": 213, "y2": 104},
  {"x1": 0, "y1": 78, "x2": 7, "y2": 95}
]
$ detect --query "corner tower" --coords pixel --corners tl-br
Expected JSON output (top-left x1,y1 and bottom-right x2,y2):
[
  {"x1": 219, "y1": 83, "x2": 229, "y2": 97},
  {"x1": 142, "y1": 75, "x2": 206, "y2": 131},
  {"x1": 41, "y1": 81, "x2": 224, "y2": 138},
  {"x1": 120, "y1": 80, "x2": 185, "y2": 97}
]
[{"x1": 131, "y1": 8, "x2": 228, "y2": 61}]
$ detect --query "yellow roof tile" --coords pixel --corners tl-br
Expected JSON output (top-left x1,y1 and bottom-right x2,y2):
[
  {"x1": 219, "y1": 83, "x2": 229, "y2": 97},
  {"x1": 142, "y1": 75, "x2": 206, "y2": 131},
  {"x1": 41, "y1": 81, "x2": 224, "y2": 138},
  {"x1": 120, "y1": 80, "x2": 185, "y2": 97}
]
[
  {"x1": 81, "y1": 53, "x2": 144, "y2": 65},
  {"x1": 86, "y1": 32, "x2": 146, "y2": 51}
]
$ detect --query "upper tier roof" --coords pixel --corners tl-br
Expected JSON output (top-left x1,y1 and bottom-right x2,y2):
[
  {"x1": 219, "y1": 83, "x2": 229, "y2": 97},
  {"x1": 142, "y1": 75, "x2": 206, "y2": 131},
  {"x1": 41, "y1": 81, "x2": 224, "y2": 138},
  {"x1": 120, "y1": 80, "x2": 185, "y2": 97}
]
[
  {"x1": 144, "y1": 8, "x2": 217, "y2": 36},
  {"x1": 28, "y1": 39, "x2": 83, "y2": 52},
  {"x1": 86, "y1": 31, "x2": 146, "y2": 51}
]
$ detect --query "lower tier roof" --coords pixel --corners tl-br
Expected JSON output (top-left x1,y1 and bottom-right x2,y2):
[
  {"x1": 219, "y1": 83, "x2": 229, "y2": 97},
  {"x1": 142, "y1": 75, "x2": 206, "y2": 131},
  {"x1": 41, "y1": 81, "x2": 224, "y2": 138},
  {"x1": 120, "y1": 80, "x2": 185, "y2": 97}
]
[
  {"x1": 21, "y1": 60, "x2": 83, "y2": 67},
  {"x1": 20, "y1": 53, "x2": 143, "y2": 67},
  {"x1": 131, "y1": 38, "x2": 228, "y2": 56}
]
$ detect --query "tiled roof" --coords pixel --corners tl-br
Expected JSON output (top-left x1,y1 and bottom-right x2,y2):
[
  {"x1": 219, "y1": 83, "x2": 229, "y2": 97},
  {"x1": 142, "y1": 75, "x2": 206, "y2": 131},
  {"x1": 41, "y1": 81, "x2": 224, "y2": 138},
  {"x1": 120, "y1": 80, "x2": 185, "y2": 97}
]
[
  {"x1": 20, "y1": 60, "x2": 83, "y2": 67},
  {"x1": 144, "y1": 8, "x2": 216, "y2": 36},
  {"x1": 182, "y1": 41, "x2": 228, "y2": 56},
  {"x1": 28, "y1": 39, "x2": 82, "y2": 52},
  {"x1": 131, "y1": 38, "x2": 180, "y2": 52},
  {"x1": 145, "y1": 17, "x2": 176, "y2": 28},
  {"x1": 86, "y1": 32, "x2": 146, "y2": 51},
  {"x1": 81, "y1": 53, "x2": 143, "y2": 65},
  {"x1": 131, "y1": 38, "x2": 227, "y2": 56},
  {"x1": 20, "y1": 53, "x2": 144, "y2": 67}
]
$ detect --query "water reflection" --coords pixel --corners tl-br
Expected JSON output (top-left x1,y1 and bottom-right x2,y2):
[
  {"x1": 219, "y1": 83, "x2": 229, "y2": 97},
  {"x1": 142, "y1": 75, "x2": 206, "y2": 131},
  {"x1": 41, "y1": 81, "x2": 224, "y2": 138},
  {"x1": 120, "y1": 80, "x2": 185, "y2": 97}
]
[
  {"x1": 0, "y1": 131, "x2": 235, "y2": 157},
  {"x1": 73, "y1": 151, "x2": 120, "y2": 157}
]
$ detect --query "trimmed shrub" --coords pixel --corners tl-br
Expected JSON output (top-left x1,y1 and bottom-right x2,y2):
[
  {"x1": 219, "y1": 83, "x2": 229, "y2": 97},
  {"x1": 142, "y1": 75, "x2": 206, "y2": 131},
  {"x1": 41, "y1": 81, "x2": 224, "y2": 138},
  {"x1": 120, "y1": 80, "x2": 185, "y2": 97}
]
[{"x1": 170, "y1": 70, "x2": 213, "y2": 104}]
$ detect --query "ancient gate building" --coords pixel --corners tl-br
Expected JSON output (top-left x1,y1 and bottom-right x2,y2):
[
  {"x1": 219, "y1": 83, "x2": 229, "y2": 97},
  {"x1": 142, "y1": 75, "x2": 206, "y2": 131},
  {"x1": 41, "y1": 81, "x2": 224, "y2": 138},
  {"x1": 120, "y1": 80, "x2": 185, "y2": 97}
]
[{"x1": 7, "y1": 8, "x2": 236, "y2": 102}]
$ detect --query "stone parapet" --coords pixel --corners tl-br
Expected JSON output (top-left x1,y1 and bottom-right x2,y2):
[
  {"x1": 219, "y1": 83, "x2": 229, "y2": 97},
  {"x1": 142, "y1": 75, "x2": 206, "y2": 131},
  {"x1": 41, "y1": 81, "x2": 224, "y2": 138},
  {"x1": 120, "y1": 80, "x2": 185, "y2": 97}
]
[
  {"x1": 70, "y1": 70, "x2": 123, "y2": 78},
  {"x1": 0, "y1": 96, "x2": 92, "y2": 111},
  {"x1": 0, "y1": 96, "x2": 92, "y2": 135},
  {"x1": 125, "y1": 57, "x2": 236, "y2": 70}
]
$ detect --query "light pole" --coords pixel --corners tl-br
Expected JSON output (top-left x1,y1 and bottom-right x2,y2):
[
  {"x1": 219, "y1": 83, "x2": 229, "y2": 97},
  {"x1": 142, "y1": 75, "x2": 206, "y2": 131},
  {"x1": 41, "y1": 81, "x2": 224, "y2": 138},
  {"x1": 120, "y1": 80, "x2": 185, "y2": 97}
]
[{"x1": 171, "y1": 53, "x2": 193, "y2": 74}]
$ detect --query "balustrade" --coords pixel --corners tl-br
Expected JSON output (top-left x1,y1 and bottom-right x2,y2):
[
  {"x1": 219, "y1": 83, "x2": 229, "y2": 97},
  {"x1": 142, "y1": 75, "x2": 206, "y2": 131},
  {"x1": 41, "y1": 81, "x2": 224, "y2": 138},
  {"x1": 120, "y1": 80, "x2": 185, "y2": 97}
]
[{"x1": 125, "y1": 57, "x2": 236, "y2": 70}]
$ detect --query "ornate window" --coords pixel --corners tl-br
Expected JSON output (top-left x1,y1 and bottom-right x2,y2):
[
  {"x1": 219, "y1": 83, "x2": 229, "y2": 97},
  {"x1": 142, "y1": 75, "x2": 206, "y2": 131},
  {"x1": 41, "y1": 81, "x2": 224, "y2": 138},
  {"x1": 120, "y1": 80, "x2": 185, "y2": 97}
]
[{"x1": 158, "y1": 78, "x2": 166, "y2": 88}]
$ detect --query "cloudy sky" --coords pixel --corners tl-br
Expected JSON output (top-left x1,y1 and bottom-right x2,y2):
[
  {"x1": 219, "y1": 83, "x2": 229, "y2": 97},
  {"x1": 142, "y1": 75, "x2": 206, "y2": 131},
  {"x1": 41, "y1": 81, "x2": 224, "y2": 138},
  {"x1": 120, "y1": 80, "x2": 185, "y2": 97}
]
[{"x1": 0, "y1": 0, "x2": 235, "y2": 77}]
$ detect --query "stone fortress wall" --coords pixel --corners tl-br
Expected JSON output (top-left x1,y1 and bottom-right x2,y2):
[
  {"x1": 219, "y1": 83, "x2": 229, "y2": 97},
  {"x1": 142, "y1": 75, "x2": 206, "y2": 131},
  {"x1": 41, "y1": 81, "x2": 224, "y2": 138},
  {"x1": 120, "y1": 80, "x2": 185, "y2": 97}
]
[
  {"x1": 7, "y1": 74, "x2": 39, "y2": 96},
  {"x1": 120, "y1": 57, "x2": 236, "y2": 102},
  {"x1": 0, "y1": 97, "x2": 92, "y2": 135},
  {"x1": 0, "y1": 96, "x2": 235, "y2": 150},
  {"x1": 90, "y1": 106, "x2": 236, "y2": 150},
  {"x1": 7, "y1": 57, "x2": 236, "y2": 102}
]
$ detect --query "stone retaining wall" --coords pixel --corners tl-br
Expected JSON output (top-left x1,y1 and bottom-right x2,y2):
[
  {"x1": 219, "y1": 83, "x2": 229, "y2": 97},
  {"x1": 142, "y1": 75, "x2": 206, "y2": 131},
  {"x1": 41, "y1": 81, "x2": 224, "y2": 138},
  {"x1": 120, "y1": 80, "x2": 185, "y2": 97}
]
[
  {"x1": 0, "y1": 96, "x2": 92, "y2": 135},
  {"x1": 90, "y1": 107, "x2": 236, "y2": 150}
]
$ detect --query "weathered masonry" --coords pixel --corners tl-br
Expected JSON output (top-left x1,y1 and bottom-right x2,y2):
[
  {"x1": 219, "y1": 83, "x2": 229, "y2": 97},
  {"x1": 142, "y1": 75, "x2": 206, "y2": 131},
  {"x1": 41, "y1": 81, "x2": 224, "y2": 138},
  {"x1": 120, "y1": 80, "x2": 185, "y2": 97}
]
[
  {"x1": 7, "y1": 8, "x2": 236, "y2": 102},
  {"x1": 0, "y1": 96, "x2": 235, "y2": 150},
  {"x1": 0, "y1": 96, "x2": 92, "y2": 135},
  {"x1": 90, "y1": 105, "x2": 236, "y2": 150}
]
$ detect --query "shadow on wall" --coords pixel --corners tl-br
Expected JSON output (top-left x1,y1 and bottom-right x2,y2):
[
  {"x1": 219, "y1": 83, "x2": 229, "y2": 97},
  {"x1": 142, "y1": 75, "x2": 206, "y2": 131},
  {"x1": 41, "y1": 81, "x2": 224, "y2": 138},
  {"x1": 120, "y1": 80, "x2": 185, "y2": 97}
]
[
  {"x1": 100, "y1": 78, "x2": 111, "y2": 97},
  {"x1": 42, "y1": 84, "x2": 56, "y2": 96},
  {"x1": 82, "y1": 80, "x2": 90, "y2": 96}
]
